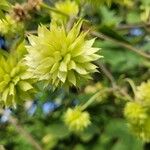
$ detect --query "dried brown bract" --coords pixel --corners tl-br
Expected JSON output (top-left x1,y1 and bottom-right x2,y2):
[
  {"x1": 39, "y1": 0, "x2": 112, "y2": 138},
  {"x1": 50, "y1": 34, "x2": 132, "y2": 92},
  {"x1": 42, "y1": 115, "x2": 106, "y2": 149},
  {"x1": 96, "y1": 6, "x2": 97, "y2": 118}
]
[{"x1": 11, "y1": 3, "x2": 31, "y2": 22}]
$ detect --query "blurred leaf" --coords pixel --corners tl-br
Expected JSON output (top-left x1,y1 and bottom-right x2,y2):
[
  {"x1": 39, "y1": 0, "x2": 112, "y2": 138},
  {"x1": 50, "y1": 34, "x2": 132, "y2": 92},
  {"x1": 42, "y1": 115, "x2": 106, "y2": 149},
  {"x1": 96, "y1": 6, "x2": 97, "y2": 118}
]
[
  {"x1": 100, "y1": 26, "x2": 129, "y2": 43},
  {"x1": 99, "y1": 6, "x2": 121, "y2": 27},
  {"x1": 105, "y1": 119, "x2": 144, "y2": 150},
  {"x1": 74, "y1": 144, "x2": 85, "y2": 150},
  {"x1": 80, "y1": 124, "x2": 100, "y2": 142},
  {"x1": 93, "y1": 119, "x2": 143, "y2": 150},
  {"x1": 126, "y1": 12, "x2": 141, "y2": 24},
  {"x1": 46, "y1": 123, "x2": 70, "y2": 139},
  {"x1": 95, "y1": 40, "x2": 144, "y2": 73}
]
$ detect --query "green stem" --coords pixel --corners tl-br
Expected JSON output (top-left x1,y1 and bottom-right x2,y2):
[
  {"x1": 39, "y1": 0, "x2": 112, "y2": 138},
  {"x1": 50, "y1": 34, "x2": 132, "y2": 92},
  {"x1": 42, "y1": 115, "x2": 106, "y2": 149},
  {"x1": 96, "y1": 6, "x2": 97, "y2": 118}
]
[
  {"x1": 41, "y1": 3, "x2": 69, "y2": 18},
  {"x1": 81, "y1": 91, "x2": 102, "y2": 111},
  {"x1": 124, "y1": 78, "x2": 137, "y2": 98}
]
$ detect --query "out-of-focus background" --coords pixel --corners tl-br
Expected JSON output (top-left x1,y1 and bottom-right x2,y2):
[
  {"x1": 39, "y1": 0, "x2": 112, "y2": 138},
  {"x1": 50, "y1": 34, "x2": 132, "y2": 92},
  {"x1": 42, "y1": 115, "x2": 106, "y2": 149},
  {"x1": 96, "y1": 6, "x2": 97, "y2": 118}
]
[{"x1": 0, "y1": 0, "x2": 150, "y2": 149}]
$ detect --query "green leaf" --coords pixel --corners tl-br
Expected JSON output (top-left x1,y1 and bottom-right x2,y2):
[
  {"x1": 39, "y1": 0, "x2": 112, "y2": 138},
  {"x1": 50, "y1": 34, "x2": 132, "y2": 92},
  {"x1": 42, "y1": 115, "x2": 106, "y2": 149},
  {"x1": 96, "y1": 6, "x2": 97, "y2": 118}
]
[
  {"x1": 95, "y1": 40, "x2": 144, "y2": 73},
  {"x1": 68, "y1": 71, "x2": 76, "y2": 85},
  {"x1": 47, "y1": 123, "x2": 70, "y2": 139},
  {"x1": 18, "y1": 81, "x2": 33, "y2": 91},
  {"x1": 99, "y1": 6, "x2": 121, "y2": 27},
  {"x1": 126, "y1": 12, "x2": 141, "y2": 24}
]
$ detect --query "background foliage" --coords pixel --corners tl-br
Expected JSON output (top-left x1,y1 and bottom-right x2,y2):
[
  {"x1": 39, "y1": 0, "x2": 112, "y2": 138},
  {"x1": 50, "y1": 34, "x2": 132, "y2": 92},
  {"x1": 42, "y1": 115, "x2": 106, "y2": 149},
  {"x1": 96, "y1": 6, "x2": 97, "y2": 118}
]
[{"x1": 0, "y1": 0, "x2": 150, "y2": 150}]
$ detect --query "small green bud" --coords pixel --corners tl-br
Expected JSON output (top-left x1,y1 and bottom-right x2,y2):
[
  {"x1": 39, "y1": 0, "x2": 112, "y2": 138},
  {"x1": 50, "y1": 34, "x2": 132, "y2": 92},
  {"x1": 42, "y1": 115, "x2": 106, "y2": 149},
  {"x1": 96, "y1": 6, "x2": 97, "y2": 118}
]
[{"x1": 64, "y1": 107, "x2": 91, "y2": 132}]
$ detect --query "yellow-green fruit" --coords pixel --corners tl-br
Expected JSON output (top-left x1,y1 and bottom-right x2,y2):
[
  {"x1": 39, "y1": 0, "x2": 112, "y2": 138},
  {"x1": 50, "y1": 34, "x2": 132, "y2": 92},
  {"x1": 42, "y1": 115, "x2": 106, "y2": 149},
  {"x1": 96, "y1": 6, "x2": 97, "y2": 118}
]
[
  {"x1": 25, "y1": 21, "x2": 102, "y2": 89},
  {"x1": 0, "y1": 54, "x2": 35, "y2": 107},
  {"x1": 136, "y1": 80, "x2": 150, "y2": 106},
  {"x1": 124, "y1": 102, "x2": 147, "y2": 125},
  {"x1": 64, "y1": 107, "x2": 91, "y2": 131},
  {"x1": 51, "y1": 0, "x2": 79, "y2": 24}
]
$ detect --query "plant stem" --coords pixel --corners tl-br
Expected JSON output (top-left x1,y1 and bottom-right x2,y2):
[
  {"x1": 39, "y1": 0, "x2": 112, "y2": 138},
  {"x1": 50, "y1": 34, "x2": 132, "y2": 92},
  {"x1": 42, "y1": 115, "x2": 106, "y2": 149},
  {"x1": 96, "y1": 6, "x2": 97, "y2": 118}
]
[
  {"x1": 95, "y1": 61, "x2": 133, "y2": 101},
  {"x1": 0, "y1": 109, "x2": 43, "y2": 150},
  {"x1": 95, "y1": 62, "x2": 117, "y2": 88},
  {"x1": 91, "y1": 31, "x2": 150, "y2": 59},
  {"x1": 117, "y1": 22, "x2": 150, "y2": 30},
  {"x1": 81, "y1": 92, "x2": 101, "y2": 110},
  {"x1": 9, "y1": 116, "x2": 43, "y2": 150},
  {"x1": 81, "y1": 88, "x2": 114, "y2": 110},
  {"x1": 124, "y1": 78, "x2": 137, "y2": 98}
]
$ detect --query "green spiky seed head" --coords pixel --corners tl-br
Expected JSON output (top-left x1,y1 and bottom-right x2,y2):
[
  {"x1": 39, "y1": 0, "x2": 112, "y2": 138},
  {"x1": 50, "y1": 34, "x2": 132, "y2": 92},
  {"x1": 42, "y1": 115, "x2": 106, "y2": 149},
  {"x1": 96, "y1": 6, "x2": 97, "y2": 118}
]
[
  {"x1": 64, "y1": 107, "x2": 91, "y2": 132},
  {"x1": 129, "y1": 118, "x2": 150, "y2": 142},
  {"x1": 25, "y1": 20, "x2": 102, "y2": 89},
  {"x1": 0, "y1": 52, "x2": 36, "y2": 107},
  {"x1": 124, "y1": 102, "x2": 147, "y2": 125}
]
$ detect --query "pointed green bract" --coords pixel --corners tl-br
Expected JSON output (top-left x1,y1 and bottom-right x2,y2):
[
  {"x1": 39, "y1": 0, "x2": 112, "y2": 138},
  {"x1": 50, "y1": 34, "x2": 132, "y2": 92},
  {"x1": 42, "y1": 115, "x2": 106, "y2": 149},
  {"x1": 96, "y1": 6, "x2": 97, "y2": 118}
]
[
  {"x1": 25, "y1": 21, "x2": 102, "y2": 89},
  {"x1": 0, "y1": 50, "x2": 36, "y2": 107}
]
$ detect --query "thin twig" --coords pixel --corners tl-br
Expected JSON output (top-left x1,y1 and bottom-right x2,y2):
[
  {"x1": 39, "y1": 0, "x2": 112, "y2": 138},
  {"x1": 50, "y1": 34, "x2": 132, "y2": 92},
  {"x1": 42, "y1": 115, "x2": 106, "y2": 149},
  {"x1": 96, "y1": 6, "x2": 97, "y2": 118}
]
[
  {"x1": 95, "y1": 62, "x2": 133, "y2": 101},
  {"x1": 81, "y1": 88, "x2": 114, "y2": 110},
  {"x1": 91, "y1": 31, "x2": 150, "y2": 59},
  {"x1": 116, "y1": 87, "x2": 133, "y2": 101},
  {"x1": 117, "y1": 23, "x2": 150, "y2": 30},
  {"x1": 0, "y1": 109, "x2": 43, "y2": 150},
  {"x1": 124, "y1": 78, "x2": 137, "y2": 98},
  {"x1": 9, "y1": 116, "x2": 43, "y2": 150},
  {"x1": 66, "y1": 16, "x2": 76, "y2": 32},
  {"x1": 95, "y1": 62, "x2": 117, "y2": 88}
]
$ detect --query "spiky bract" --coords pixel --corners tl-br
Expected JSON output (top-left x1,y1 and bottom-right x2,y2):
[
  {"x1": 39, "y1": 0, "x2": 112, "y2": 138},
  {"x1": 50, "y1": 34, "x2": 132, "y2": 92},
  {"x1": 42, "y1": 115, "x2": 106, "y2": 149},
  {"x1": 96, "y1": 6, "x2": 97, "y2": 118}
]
[
  {"x1": 0, "y1": 53, "x2": 35, "y2": 107},
  {"x1": 25, "y1": 21, "x2": 101, "y2": 89},
  {"x1": 64, "y1": 107, "x2": 91, "y2": 131}
]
